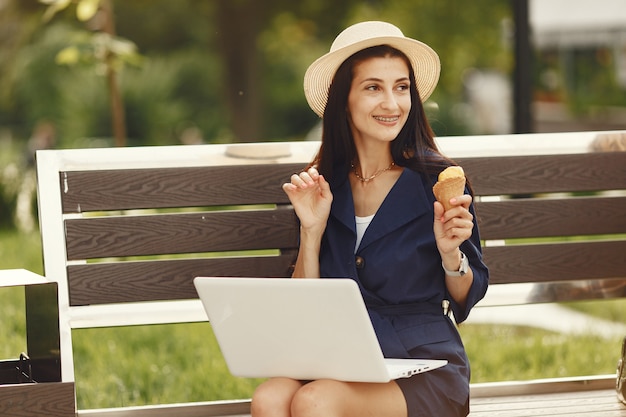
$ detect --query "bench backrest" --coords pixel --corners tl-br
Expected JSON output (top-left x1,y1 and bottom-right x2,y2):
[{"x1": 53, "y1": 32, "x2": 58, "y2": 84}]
[
  {"x1": 61, "y1": 163, "x2": 302, "y2": 306},
  {"x1": 35, "y1": 131, "x2": 626, "y2": 386},
  {"x1": 463, "y1": 151, "x2": 626, "y2": 304}
]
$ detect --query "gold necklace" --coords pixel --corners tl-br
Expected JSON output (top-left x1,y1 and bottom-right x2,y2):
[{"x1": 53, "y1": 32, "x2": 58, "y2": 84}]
[{"x1": 352, "y1": 161, "x2": 395, "y2": 182}]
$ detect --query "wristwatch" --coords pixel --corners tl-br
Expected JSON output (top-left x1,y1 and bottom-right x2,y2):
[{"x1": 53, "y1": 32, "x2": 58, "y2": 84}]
[{"x1": 442, "y1": 251, "x2": 469, "y2": 276}]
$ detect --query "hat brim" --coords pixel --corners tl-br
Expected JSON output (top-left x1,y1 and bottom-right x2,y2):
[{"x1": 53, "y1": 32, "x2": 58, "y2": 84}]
[{"x1": 304, "y1": 36, "x2": 441, "y2": 117}]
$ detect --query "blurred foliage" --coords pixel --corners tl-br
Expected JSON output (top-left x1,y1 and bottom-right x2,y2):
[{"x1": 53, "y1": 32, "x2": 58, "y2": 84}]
[
  {"x1": 41, "y1": 0, "x2": 100, "y2": 23},
  {"x1": 0, "y1": 0, "x2": 513, "y2": 149},
  {"x1": 0, "y1": 162, "x2": 21, "y2": 229},
  {"x1": 54, "y1": 32, "x2": 142, "y2": 71},
  {"x1": 0, "y1": 0, "x2": 518, "y2": 232},
  {"x1": 39, "y1": 0, "x2": 144, "y2": 146},
  {"x1": 0, "y1": 138, "x2": 35, "y2": 231}
]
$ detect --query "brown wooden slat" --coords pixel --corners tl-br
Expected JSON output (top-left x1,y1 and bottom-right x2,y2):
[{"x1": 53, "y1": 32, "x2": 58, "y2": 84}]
[
  {"x1": 470, "y1": 375, "x2": 615, "y2": 397},
  {"x1": 60, "y1": 153, "x2": 626, "y2": 212},
  {"x1": 75, "y1": 399, "x2": 251, "y2": 417},
  {"x1": 0, "y1": 382, "x2": 75, "y2": 417},
  {"x1": 65, "y1": 207, "x2": 299, "y2": 260},
  {"x1": 73, "y1": 389, "x2": 626, "y2": 417},
  {"x1": 484, "y1": 240, "x2": 626, "y2": 285},
  {"x1": 67, "y1": 254, "x2": 296, "y2": 305},
  {"x1": 476, "y1": 196, "x2": 626, "y2": 240},
  {"x1": 470, "y1": 389, "x2": 626, "y2": 416},
  {"x1": 60, "y1": 163, "x2": 306, "y2": 213},
  {"x1": 457, "y1": 152, "x2": 626, "y2": 196}
]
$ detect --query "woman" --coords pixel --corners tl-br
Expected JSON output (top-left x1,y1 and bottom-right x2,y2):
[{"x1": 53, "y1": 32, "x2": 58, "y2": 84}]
[{"x1": 252, "y1": 21, "x2": 489, "y2": 417}]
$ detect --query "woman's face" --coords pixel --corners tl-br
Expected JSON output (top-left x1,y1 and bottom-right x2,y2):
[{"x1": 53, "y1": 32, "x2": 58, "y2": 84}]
[{"x1": 347, "y1": 55, "x2": 412, "y2": 146}]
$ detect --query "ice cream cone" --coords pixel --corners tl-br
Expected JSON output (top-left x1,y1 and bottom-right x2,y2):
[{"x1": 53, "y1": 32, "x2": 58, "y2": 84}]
[{"x1": 433, "y1": 176, "x2": 466, "y2": 211}]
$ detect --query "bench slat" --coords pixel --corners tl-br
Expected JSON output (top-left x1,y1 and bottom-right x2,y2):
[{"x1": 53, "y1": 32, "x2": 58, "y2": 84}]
[
  {"x1": 66, "y1": 255, "x2": 295, "y2": 306},
  {"x1": 60, "y1": 155, "x2": 626, "y2": 209},
  {"x1": 76, "y1": 399, "x2": 251, "y2": 417},
  {"x1": 476, "y1": 196, "x2": 626, "y2": 240},
  {"x1": 60, "y1": 163, "x2": 305, "y2": 213},
  {"x1": 65, "y1": 207, "x2": 299, "y2": 260},
  {"x1": 61, "y1": 154, "x2": 626, "y2": 210},
  {"x1": 470, "y1": 389, "x2": 625, "y2": 416},
  {"x1": 458, "y1": 152, "x2": 626, "y2": 196},
  {"x1": 0, "y1": 382, "x2": 75, "y2": 417},
  {"x1": 484, "y1": 240, "x2": 626, "y2": 284}
]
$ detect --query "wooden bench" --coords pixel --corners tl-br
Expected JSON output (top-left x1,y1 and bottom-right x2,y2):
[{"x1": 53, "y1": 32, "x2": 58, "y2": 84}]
[{"x1": 26, "y1": 131, "x2": 626, "y2": 416}]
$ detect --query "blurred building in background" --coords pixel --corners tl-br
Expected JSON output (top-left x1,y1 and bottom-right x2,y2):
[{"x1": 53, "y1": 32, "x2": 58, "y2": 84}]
[{"x1": 530, "y1": 0, "x2": 626, "y2": 132}]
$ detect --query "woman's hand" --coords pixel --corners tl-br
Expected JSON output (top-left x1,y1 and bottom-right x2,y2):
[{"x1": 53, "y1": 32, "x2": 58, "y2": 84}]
[
  {"x1": 434, "y1": 194, "x2": 475, "y2": 305},
  {"x1": 433, "y1": 194, "x2": 474, "y2": 259},
  {"x1": 282, "y1": 167, "x2": 333, "y2": 232}
]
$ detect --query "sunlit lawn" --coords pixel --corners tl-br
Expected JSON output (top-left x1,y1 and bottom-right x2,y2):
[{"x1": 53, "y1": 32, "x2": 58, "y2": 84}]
[{"x1": 1, "y1": 229, "x2": 624, "y2": 409}]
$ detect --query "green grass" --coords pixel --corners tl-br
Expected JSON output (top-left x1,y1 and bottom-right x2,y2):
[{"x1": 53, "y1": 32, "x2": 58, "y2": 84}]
[
  {"x1": 72, "y1": 323, "x2": 264, "y2": 408},
  {"x1": 0, "y1": 285, "x2": 27, "y2": 359},
  {"x1": 565, "y1": 299, "x2": 626, "y2": 322},
  {"x1": 1, "y1": 229, "x2": 624, "y2": 409},
  {"x1": 459, "y1": 324, "x2": 622, "y2": 383},
  {"x1": 0, "y1": 230, "x2": 42, "y2": 359},
  {"x1": 0, "y1": 230, "x2": 44, "y2": 275}
]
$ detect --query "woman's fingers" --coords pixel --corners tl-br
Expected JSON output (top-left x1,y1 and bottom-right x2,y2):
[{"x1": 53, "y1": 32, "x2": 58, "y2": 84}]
[{"x1": 289, "y1": 167, "x2": 321, "y2": 189}]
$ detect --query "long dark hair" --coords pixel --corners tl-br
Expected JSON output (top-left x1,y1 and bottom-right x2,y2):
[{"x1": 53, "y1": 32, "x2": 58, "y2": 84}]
[{"x1": 309, "y1": 45, "x2": 468, "y2": 192}]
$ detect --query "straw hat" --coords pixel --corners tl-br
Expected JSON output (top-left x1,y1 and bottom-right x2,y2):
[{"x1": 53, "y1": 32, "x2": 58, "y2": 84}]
[{"x1": 304, "y1": 21, "x2": 441, "y2": 117}]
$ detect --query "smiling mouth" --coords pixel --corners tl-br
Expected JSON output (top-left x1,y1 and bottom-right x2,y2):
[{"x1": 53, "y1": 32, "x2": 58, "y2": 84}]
[{"x1": 373, "y1": 116, "x2": 399, "y2": 123}]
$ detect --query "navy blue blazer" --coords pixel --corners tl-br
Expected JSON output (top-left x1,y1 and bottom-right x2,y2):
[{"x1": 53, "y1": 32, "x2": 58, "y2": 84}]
[{"x1": 319, "y1": 166, "x2": 489, "y2": 405}]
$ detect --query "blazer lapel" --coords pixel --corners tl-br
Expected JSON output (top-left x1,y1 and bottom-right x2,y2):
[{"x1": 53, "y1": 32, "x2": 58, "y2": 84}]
[
  {"x1": 329, "y1": 175, "x2": 356, "y2": 233},
  {"x1": 358, "y1": 168, "x2": 431, "y2": 250}
]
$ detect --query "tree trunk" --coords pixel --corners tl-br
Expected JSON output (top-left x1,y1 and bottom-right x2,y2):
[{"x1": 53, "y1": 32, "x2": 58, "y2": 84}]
[
  {"x1": 101, "y1": 0, "x2": 127, "y2": 147},
  {"x1": 215, "y1": 0, "x2": 267, "y2": 142}
]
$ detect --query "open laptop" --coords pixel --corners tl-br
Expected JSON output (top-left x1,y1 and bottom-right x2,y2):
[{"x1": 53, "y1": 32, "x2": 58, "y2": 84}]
[{"x1": 193, "y1": 277, "x2": 447, "y2": 383}]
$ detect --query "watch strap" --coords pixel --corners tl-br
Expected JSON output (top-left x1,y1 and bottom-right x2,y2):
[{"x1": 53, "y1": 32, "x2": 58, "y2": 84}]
[{"x1": 442, "y1": 251, "x2": 468, "y2": 276}]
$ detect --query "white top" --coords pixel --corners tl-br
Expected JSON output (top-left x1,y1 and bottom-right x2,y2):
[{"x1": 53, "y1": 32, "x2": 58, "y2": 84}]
[{"x1": 355, "y1": 214, "x2": 375, "y2": 252}]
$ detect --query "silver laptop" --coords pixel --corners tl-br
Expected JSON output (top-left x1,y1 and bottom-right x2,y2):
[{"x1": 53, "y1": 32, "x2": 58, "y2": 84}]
[{"x1": 193, "y1": 277, "x2": 447, "y2": 383}]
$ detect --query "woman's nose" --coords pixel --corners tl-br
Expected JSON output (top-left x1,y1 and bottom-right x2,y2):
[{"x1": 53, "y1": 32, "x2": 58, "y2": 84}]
[{"x1": 380, "y1": 90, "x2": 399, "y2": 110}]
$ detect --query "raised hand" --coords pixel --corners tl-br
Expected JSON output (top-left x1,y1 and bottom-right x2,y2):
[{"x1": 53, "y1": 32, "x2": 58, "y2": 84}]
[{"x1": 282, "y1": 167, "x2": 333, "y2": 232}]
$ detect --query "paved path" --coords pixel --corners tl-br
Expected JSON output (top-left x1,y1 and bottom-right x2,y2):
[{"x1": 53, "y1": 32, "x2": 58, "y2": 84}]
[{"x1": 467, "y1": 303, "x2": 626, "y2": 339}]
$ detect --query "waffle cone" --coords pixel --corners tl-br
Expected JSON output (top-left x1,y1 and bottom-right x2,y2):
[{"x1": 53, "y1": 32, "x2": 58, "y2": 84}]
[{"x1": 433, "y1": 176, "x2": 466, "y2": 211}]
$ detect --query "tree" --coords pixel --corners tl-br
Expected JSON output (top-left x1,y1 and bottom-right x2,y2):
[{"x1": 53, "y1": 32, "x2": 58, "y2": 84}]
[
  {"x1": 40, "y1": 0, "x2": 141, "y2": 146},
  {"x1": 212, "y1": 0, "x2": 359, "y2": 142},
  {"x1": 4, "y1": 0, "x2": 516, "y2": 145}
]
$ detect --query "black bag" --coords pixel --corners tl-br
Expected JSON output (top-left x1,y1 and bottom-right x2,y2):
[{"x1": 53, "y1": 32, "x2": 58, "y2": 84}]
[{"x1": 618, "y1": 336, "x2": 626, "y2": 405}]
